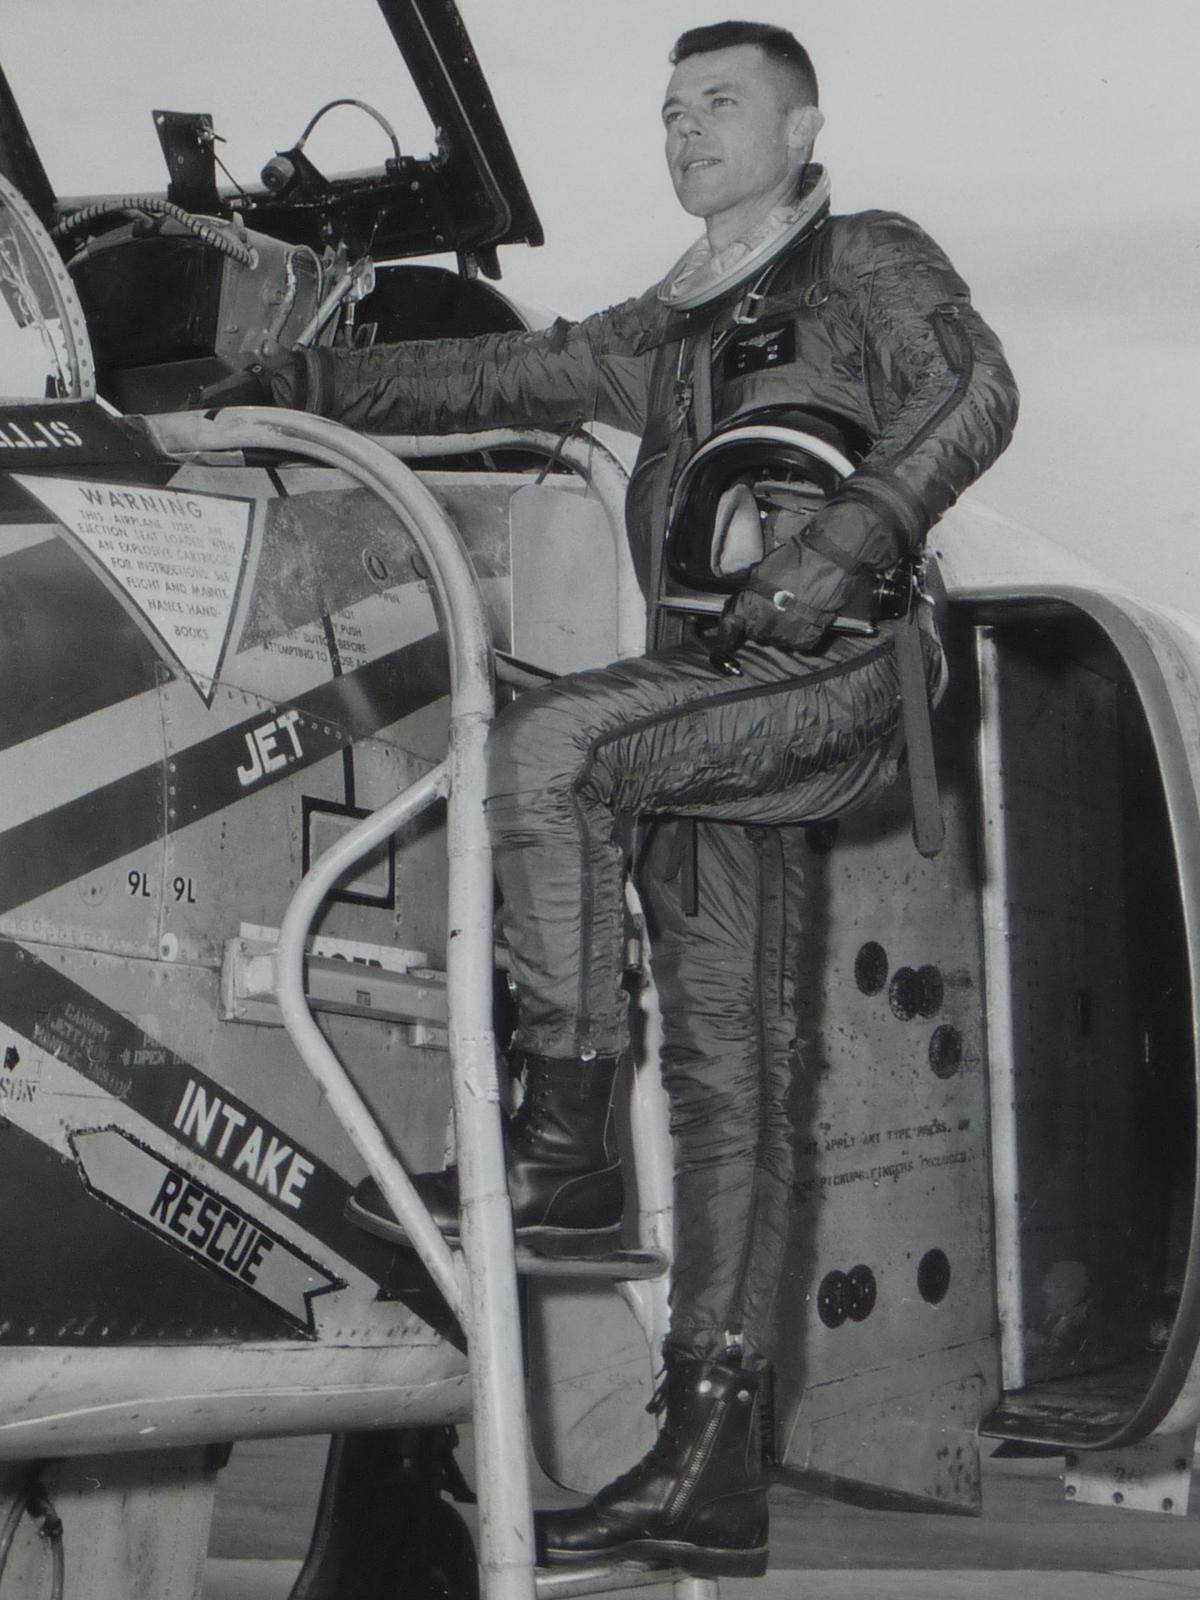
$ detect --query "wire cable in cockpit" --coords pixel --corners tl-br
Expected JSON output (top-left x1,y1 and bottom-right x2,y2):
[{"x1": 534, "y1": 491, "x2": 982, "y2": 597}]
[{"x1": 51, "y1": 198, "x2": 257, "y2": 268}]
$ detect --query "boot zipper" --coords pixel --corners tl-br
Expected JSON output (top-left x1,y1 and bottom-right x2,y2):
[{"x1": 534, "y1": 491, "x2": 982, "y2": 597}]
[{"x1": 665, "y1": 1398, "x2": 725, "y2": 1523}]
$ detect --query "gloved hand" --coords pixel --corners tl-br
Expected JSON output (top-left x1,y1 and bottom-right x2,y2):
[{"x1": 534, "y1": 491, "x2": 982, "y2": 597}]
[
  {"x1": 188, "y1": 349, "x2": 312, "y2": 410},
  {"x1": 718, "y1": 537, "x2": 840, "y2": 653},
  {"x1": 188, "y1": 363, "x2": 277, "y2": 409}
]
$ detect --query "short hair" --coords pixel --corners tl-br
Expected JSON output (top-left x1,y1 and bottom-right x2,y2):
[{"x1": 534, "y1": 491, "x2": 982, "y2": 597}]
[{"x1": 670, "y1": 22, "x2": 819, "y2": 107}]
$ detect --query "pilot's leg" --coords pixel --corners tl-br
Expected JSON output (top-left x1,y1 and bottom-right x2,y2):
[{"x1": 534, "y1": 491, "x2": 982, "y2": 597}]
[
  {"x1": 538, "y1": 819, "x2": 805, "y2": 1577},
  {"x1": 347, "y1": 643, "x2": 768, "y2": 1251},
  {"x1": 347, "y1": 633, "x2": 902, "y2": 1262},
  {"x1": 646, "y1": 818, "x2": 804, "y2": 1374}
]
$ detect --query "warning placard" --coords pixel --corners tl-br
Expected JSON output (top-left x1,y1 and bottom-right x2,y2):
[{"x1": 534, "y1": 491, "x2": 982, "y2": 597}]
[{"x1": 14, "y1": 474, "x2": 252, "y2": 703}]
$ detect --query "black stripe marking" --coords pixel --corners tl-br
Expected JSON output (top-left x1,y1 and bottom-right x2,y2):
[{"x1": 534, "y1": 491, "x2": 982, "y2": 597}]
[
  {"x1": 0, "y1": 403, "x2": 155, "y2": 470},
  {"x1": 0, "y1": 631, "x2": 449, "y2": 916}
]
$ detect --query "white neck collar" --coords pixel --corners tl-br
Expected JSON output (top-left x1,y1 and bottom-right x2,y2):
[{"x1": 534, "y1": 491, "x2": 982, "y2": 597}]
[{"x1": 657, "y1": 166, "x2": 831, "y2": 313}]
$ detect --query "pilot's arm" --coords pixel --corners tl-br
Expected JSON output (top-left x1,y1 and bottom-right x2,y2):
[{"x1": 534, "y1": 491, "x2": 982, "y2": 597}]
[
  {"x1": 728, "y1": 212, "x2": 1019, "y2": 651},
  {"x1": 269, "y1": 293, "x2": 657, "y2": 441}
]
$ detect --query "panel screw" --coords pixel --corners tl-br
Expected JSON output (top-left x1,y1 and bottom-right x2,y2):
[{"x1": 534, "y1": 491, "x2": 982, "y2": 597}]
[{"x1": 363, "y1": 549, "x2": 391, "y2": 584}]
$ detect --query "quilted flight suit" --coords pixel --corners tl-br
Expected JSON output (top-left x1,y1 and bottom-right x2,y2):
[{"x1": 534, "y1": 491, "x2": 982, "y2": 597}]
[{"x1": 275, "y1": 191, "x2": 1018, "y2": 1361}]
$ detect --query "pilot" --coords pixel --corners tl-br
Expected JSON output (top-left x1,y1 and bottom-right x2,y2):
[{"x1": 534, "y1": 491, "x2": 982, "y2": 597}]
[{"x1": 267, "y1": 19, "x2": 1018, "y2": 1580}]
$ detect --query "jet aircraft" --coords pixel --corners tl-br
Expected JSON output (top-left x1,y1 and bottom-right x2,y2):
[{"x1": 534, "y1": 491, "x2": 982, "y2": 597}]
[{"x1": 0, "y1": 4, "x2": 1198, "y2": 1597}]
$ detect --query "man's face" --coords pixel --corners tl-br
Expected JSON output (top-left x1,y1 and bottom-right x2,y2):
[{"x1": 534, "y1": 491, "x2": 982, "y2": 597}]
[{"x1": 662, "y1": 44, "x2": 819, "y2": 244}]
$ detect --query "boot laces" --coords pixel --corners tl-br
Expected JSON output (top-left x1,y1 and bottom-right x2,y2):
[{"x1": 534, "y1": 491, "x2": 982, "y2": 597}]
[
  {"x1": 508, "y1": 1072, "x2": 551, "y2": 1144},
  {"x1": 580, "y1": 1368, "x2": 668, "y2": 1502},
  {"x1": 611, "y1": 1370, "x2": 679, "y2": 1484},
  {"x1": 646, "y1": 1369, "x2": 669, "y2": 1418}
]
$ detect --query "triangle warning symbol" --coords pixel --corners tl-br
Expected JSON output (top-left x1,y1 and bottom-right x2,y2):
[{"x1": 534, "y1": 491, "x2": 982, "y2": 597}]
[{"x1": 14, "y1": 473, "x2": 253, "y2": 704}]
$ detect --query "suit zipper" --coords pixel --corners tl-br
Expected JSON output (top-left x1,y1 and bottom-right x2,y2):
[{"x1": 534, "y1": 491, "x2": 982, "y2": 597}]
[{"x1": 666, "y1": 1398, "x2": 726, "y2": 1522}]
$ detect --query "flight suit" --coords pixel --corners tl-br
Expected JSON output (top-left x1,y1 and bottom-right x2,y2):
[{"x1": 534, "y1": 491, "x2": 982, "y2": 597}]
[{"x1": 274, "y1": 189, "x2": 1018, "y2": 1364}]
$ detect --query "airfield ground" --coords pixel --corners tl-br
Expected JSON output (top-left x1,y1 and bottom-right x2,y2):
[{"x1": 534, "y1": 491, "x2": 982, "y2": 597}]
[{"x1": 203, "y1": 1434, "x2": 1200, "y2": 1599}]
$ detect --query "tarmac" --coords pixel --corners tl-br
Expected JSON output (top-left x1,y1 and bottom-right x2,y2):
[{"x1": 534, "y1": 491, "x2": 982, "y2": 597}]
[{"x1": 202, "y1": 1435, "x2": 1200, "y2": 1600}]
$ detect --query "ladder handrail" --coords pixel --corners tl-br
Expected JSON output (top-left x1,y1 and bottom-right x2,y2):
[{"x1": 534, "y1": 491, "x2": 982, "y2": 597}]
[
  {"x1": 275, "y1": 759, "x2": 465, "y2": 1314},
  {"x1": 149, "y1": 406, "x2": 537, "y2": 1600}
]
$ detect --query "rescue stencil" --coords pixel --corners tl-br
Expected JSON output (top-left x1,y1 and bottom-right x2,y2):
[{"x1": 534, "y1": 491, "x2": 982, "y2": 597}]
[
  {"x1": 71, "y1": 1127, "x2": 341, "y2": 1334},
  {"x1": 0, "y1": 935, "x2": 399, "y2": 1288},
  {"x1": 12, "y1": 473, "x2": 253, "y2": 704}
]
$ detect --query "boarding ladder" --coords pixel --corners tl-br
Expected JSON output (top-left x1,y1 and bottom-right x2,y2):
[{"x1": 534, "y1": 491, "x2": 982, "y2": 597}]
[{"x1": 150, "y1": 407, "x2": 721, "y2": 1600}]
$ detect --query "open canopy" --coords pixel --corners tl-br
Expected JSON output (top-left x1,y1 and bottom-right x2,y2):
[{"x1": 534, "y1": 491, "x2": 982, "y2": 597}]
[{"x1": 0, "y1": 0, "x2": 542, "y2": 271}]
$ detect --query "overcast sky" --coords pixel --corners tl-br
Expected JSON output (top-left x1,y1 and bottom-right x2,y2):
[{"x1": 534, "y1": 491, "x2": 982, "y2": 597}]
[{"x1": 9, "y1": 1, "x2": 1199, "y2": 613}]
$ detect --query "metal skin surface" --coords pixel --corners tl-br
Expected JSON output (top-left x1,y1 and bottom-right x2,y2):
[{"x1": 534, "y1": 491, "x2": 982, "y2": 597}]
[
  {"x1": 7, "y1": 409, "x2": 1195, "y2": 1578},
  {"x1": 0, "y1": 412, "x2": 638, "y2": 1598},
  {"x1": 0, "y1": 448, "x2": 503, "y2": 1385}
]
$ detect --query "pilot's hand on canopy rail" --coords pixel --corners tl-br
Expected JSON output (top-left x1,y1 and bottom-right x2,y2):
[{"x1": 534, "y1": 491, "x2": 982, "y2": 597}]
[{"x1": 189, "y1": 363, "x2": 279, "y2": 410}]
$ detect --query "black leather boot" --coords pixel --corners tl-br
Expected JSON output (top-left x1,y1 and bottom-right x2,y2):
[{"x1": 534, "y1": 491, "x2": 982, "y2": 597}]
[
  {"x1": 538, "y1": 1352, "x2": 769, "y2": 1577},
  {"x1": 345, "y1": 1052, "x2": 624, "y2": 1254}
]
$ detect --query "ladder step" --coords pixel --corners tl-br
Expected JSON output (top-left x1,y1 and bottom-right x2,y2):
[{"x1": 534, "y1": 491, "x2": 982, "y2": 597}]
[
  {"x1": 534, "y1": 1559, "x2": 699, "y2": 1597},
  {"x1": 374, "y1": 1232, "x2": 668, "y2": 1282},
  {"x1": 515, "y1": 1246, "x2": 669, "y2": 1280}
]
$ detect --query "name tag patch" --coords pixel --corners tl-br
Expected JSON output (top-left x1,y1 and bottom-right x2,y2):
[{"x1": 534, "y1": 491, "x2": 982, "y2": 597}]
[{"x1": 723, "y1": 320, "x2": 796, "y2": 379}]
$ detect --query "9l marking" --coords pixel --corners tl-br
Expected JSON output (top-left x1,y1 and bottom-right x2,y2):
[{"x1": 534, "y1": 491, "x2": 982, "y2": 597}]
[{"x1": 128, "y1": 871, "x2": 198, "y2": 903}]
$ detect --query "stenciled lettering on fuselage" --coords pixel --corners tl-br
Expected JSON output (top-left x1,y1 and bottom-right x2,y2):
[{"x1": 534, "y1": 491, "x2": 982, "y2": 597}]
[
  {"x1": 0, "y1": 418, "x2": 84, "y2": 450},
  {"x1": 0, "y1": 630, "x2": 450, "y2": 924},
  {"x1": 237, "y1": 708, "x2": 304, "y2": 788},
  {"x1": 172, "y1": 1077, "x2": 315, "y2": 1210},
  {"x1": 0, "y1": 403, "x2": 153, "y2": 463},
  {"x1": 0, "y1": 936, "x2": 399, "y2": 1309},
  {"x1": 72, "y1": 1127, "x2": 340, "y2": 1333}
]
